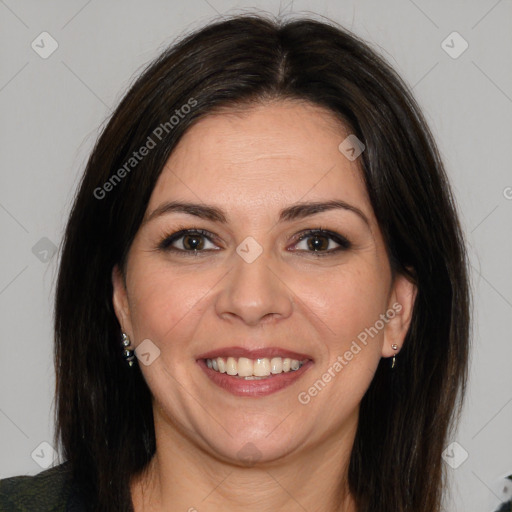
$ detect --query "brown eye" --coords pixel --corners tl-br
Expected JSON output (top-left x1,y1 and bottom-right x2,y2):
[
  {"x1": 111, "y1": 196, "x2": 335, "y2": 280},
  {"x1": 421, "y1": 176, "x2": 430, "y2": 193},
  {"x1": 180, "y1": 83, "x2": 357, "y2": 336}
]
[
  {"x1": 291, "y1": 229, "x2": 351, "y2": 256},
  {"x1": 305, "y1": 234, "x2": 330, "y2": 251},
  {"x1": 158, "y1": 229, "x2": 219, "y2": 253},
  {"x1": 181, "y1": 233, "x2": 205, "y2": 251}
]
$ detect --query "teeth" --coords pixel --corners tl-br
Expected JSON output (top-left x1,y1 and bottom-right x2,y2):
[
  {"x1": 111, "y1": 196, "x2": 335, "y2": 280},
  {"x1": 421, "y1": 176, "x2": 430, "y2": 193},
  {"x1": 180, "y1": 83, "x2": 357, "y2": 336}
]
[
  {"x1": 270, "y1": 357, "x2": 282, "y2": 374},
  {"x1": 253, "y1": 358, "x2": 271, "y2": 377},
  {"x1": 204, "y1": 356, "x2": 306, "y2": 378},
  {"x1": 237, "y1": 357, "x2": 253, "y2": 377},
  {"x1": 226, "y1": 357, "x2": 237, "y2": 376}
]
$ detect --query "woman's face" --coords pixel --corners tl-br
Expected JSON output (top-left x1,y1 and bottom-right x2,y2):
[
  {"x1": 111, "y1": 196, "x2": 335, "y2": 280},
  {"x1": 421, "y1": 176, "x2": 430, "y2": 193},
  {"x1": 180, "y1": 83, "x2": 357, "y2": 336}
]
[{"x1": 112, "y1": 100, "x2": 416, "y2": 465}]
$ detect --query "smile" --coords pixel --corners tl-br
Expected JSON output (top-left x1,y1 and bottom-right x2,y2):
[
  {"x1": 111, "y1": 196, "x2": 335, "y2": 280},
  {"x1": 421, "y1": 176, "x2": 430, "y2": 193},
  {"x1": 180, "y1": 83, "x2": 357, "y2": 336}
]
[
  {"x1": 196, "y1": 346, "x2": 314, "y2": 397},
  {"x1": 205, "y1": 356, "x2": 306, "y2": 378}
]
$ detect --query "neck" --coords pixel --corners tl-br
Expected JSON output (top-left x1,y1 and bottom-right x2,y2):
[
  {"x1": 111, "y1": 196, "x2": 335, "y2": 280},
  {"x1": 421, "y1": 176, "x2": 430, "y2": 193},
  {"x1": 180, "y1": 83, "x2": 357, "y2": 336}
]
[{"x1": 130, "y1": 408, "x2": 359, "y2": 512}]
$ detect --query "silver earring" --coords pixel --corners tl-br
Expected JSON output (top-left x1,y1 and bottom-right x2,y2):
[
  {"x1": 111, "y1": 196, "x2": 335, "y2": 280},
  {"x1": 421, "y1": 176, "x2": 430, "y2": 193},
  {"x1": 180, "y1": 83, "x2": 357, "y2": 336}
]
[
  {"x1": 391, "y1": 343, "x2": 398, "y2": 369},
  {"x1": 121, "y1": 333, "x2": 136, "y2": 367}
]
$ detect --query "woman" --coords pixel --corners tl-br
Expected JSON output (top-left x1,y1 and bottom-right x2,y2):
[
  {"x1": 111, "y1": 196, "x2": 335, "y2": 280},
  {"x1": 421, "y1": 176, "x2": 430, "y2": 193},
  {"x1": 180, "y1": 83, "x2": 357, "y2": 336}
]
[{"x1": 0, "y1": 13, "x2": 471, "y2": 512}]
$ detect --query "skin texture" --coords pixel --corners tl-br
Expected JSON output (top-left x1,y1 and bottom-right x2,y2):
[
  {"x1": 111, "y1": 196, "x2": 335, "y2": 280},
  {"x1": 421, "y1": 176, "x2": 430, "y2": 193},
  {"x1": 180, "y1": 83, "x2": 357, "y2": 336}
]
[{"x1": 112, "y1": 100, "x2": 417, "y2": 512}]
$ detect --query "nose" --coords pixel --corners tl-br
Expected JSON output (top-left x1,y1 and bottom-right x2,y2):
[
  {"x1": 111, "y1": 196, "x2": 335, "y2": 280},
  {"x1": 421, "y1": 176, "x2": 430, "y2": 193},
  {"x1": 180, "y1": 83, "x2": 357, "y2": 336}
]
[{"x1": 214, "y1": 246, "x2": 294, "y2": 327}]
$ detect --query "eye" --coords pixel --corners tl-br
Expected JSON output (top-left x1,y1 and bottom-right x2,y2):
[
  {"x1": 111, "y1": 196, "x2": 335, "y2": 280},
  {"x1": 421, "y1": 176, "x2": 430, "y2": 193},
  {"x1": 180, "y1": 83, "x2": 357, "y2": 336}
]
[
  {"x1": 158, "y1": 229, "x2": 219, "y2": 255},
  {"x1": 290, "y1": 229, "x2": 351, "y2": 256},
  {"x1": 157, "y1": 227, "x2": 351, "y2": 257}
]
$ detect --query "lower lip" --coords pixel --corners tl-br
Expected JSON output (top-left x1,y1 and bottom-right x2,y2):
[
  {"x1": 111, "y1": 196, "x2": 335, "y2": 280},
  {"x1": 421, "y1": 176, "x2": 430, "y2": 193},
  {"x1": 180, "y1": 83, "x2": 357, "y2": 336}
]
[{"x1": 197, "y1": 359, "x2": 314, "y2": 397}]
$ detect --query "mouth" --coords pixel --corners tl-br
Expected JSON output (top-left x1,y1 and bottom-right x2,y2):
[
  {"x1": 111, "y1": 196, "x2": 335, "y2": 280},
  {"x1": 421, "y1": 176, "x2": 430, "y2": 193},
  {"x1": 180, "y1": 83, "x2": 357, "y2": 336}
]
[{"x1": 196, "y1": 346, "x2": 314, "y2": 397}]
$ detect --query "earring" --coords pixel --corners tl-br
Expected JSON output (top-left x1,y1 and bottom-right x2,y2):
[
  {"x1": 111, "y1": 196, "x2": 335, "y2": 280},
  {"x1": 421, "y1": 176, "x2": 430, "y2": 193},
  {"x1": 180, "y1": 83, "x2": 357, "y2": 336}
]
[
  {"x1": 121, "y1": 332, "x2": 136, "y2": 367},
  {"x1": 391, "y1": 343, "x2": 398, "y2": 369}
]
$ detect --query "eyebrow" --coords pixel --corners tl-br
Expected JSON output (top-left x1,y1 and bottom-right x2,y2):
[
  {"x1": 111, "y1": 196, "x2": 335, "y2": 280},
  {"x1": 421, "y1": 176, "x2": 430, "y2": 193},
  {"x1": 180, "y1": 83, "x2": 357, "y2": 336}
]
[{"x1": 142, "y1": 199, "x2": 370, "y2": 228}]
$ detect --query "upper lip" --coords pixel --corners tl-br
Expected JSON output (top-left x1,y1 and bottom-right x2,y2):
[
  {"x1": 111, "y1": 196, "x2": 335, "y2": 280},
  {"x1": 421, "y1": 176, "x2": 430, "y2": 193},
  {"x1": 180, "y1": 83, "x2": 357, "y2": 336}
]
[{"x1": 196, "y1": 346, "x2": 313, "y2": 361}]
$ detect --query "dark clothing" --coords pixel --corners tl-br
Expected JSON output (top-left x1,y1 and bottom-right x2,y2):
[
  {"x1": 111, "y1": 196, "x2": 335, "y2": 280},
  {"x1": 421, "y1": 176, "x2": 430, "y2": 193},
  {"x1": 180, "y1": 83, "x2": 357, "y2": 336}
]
[{"x1": 0, "y1": 462, "x2": 87, "y2": 511}]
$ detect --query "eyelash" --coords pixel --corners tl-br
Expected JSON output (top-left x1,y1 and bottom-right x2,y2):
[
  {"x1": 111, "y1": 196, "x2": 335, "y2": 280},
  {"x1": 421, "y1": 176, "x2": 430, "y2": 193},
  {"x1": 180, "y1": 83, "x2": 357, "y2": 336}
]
[{"x1": 156, "y1": 225, "x2": 352, "y2": 258}]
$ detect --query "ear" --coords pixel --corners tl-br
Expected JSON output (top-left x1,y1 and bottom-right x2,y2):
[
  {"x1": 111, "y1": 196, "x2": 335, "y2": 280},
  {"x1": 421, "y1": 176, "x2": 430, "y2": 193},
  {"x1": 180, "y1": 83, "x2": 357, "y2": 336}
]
[
  {"x1": 381, "y1": 271, "x2": 417, "y2": 358},
  {"x1": 112, "y1": 264, "x2": 133, "y2": 337}
]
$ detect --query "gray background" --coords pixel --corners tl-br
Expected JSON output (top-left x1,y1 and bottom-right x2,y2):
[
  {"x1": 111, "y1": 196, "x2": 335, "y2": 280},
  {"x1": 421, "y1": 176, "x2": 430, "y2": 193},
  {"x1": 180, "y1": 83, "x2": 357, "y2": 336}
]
[{"x1": 1, "y1": 1, "x2": 511, "y2": 511}]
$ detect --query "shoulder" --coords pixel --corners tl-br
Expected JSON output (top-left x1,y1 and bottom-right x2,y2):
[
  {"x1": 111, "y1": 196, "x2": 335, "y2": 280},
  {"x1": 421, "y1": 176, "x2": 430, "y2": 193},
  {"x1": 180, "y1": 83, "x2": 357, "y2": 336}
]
[
  {"x1": 495, "y1": 500, "x2": 512, "y2": 512},
  {"x1": 0, "y1": 462, "x2": 76, "y2": 512}
]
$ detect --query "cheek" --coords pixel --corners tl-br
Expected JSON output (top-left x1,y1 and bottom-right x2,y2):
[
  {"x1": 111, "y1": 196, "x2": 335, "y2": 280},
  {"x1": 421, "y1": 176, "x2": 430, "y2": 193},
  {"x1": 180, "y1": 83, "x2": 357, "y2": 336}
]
[
  {"x1": 127, "y1": 261, "x2": 215, "y2": 357},
  {"x1": 300, "y1": 285, "x2": 386, "y2": 416},
  {"x1": 301, "y1": 266, "x2": 389, "y2": 406},
  {"x1": 304, "y1": 264, "x2": 389, "y2": 348}
]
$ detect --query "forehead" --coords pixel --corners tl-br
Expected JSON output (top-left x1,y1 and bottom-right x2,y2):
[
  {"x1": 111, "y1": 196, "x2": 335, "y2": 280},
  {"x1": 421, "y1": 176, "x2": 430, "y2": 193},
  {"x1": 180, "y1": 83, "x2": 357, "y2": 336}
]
[{"x1": 146, "y1": 100, "x2": 372, "y2": 225}]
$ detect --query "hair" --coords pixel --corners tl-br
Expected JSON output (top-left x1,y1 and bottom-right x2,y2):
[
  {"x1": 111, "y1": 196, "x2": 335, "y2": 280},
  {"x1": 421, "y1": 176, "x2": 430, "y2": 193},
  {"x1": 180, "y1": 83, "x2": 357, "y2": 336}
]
[{"x1": 53, "y1": 13, "x2": 471, "y2": 512}]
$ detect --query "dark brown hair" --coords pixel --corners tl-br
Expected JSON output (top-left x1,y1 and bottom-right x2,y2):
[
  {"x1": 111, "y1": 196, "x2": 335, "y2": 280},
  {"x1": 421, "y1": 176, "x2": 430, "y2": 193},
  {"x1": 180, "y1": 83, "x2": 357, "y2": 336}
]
[{"x1": 53, "y1": 13, "x2": 471, "y2": 511}]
